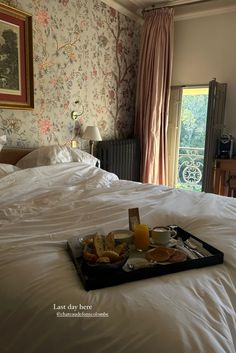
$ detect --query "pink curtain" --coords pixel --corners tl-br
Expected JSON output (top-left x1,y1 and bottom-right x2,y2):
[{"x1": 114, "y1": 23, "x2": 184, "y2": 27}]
[{"x1": 135, "y1": 8, "x2": 174, "y2": 184}]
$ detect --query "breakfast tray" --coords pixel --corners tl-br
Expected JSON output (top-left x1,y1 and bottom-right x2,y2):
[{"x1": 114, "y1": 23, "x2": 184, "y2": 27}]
[{"x1": 67, "y1": 226, "x2": 224, "y2": 291}]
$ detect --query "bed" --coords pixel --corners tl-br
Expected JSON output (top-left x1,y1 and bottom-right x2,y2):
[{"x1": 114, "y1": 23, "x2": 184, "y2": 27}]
[{"x1": 0, "y1": 146, "x2": 236, "y2": 353}]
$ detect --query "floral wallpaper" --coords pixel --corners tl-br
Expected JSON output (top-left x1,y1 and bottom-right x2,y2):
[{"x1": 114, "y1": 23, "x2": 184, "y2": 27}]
[{"x1": 0, "y1": 0, "x2": 140, "y2": 148}]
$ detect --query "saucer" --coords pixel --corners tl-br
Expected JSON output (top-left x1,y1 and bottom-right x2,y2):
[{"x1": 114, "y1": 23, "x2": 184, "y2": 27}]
[{"x1": 150, "y1": 238, "x2": 177, "y2": 248}]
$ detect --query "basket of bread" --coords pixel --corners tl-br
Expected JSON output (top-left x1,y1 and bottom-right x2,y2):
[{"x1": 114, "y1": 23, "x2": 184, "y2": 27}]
[{"x1": 82, "y1": 232, "x2": 129, "y2": 273}]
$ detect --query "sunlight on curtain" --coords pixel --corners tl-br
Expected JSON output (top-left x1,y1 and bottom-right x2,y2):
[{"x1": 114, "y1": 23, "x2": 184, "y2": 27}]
[{"x1": 135, "y1": 8, "x2": 174, "y2": 184}]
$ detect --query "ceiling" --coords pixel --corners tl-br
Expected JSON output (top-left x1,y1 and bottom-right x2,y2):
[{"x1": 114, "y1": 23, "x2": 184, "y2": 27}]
[
  {"x1": 116, "y1": 0, "x2": 218, "y2": 10},
  {"x1": 102, "y1": 0, "x2": 236, "y2": 22}
]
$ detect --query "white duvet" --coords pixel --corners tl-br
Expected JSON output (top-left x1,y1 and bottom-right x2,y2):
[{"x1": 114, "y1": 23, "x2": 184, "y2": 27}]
[{"x1": 0, "y1": 162, "x2": 236, "y2": 353}]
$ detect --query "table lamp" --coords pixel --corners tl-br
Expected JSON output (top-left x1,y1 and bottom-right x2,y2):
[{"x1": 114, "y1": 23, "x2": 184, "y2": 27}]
[{"x1": 82, "y1": 126, "x2": 102, "y2": 155}]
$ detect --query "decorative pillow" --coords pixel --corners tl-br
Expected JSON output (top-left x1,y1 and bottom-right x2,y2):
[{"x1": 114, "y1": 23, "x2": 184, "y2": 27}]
[
  {"x1": 16, "y1": 145, "x2": 73, "y2": 169},
  {"x1": 0, "y1": 135, "x2": 6, "y2": 152},
  {"x1": 0, "y1": 163, "x2": 20, "y2": 178},
  {"x1": 70, "y1": 148, "x2": 100, "y2": 167}
]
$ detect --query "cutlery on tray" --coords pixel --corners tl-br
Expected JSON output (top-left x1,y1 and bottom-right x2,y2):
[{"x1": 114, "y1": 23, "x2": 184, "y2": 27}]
[{"x1": 176, "y1": 238, "x2": 204, "y2": 259}]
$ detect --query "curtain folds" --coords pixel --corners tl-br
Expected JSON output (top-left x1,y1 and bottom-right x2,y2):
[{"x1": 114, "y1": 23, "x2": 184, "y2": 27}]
[{"x1": 135, "y1": 8, "x2": 174, "y2": 184}]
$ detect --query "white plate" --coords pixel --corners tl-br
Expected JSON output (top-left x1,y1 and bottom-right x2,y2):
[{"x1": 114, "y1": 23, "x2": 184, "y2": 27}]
[{"x1": 149, "y1": 238, "x2": 177, "y2": 248}]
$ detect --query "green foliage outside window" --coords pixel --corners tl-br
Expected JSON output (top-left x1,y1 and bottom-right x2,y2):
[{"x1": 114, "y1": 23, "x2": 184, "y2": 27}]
[
  {"x1": 180, "y1": 93, "x2": 208, "y2": 149},
  {"x1": 177, "y1": 91, "x2": 209, "y2": 192}
]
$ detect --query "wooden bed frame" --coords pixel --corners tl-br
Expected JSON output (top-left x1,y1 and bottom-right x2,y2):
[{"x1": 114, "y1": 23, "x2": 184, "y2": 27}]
[{"x1": 0, "y1": 148, "x2": 34, "y2": 165}]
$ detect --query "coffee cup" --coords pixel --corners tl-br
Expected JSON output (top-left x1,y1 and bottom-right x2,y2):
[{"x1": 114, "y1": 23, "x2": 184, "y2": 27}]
[{"x1": 151, "y1": 226, "x2": 176, "y2": 245}]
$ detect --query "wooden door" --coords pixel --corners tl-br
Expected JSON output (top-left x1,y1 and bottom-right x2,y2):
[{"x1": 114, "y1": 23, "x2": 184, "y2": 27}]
[{"x1": 202, "y1": 79, "x2": 227, "y2": 193}]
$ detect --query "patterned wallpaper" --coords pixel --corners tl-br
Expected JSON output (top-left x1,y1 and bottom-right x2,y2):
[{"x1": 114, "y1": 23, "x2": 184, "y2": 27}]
[{"x1": 0, "y1": 0, "x2": 140, "y2": 148}]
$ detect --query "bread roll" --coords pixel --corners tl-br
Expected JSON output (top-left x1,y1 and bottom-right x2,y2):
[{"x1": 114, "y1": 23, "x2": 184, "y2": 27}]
[
  {"x1": 102, "y1": 250, "x2": 120, "y2": 262},
  {"x1": 105, "y1": 232, "x2": 115, "y2": 251},
  {"x1": 94, "y1": 233, "x2": 104, "y2": 257},
  {"x1": 96, "y1": 257, "x2": 110, "y2": 263},
  {"x1": 115, "y1": 243, "x2": 127, "y2": 255}
]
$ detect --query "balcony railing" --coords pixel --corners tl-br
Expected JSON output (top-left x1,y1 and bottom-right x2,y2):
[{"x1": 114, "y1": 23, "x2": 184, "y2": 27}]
[{"x1": 176, "y1": 147, "x2": 205, "y2": 192}]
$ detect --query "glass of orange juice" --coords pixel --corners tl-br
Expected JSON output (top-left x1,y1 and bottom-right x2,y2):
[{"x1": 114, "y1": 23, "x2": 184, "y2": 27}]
[{"x1": 134, "y1": 224, "x2": 149, "y2": 251}]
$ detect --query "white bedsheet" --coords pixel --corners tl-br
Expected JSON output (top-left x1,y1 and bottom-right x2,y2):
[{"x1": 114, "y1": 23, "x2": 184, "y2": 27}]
[{"x1": 0, "y1": 163, "x2": 236, "y2": 353}]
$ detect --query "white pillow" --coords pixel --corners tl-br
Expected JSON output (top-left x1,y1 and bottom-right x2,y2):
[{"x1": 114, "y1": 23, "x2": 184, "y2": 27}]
[
  {"x1": 16, "y1": 145, "x2": 73, "y2": 169},
  {"x1": 0, "y1": 163, "x2": 20, "y2": 178},
  {"x1": 70, "y1": 148, "x2": 100, "y2": 167},
  {"x1": 0, "y1": 135, "x2": 6, "y2": 151}
]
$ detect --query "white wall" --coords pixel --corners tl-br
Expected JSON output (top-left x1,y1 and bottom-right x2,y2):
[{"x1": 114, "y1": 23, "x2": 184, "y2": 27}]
[{"x1": 172, "y1": 10, "x2": 236, "y2": 139}]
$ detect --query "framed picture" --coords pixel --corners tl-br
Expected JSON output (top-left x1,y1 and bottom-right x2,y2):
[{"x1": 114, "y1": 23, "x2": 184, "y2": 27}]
[{"x1": 0, "y1": 3, "x2": 33, "y2": 109}]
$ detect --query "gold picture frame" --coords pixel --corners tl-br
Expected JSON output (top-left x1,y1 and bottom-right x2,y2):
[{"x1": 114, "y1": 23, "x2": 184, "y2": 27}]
[{"x1": 0, "y1": 3, "x2": 33, "y2": 109}]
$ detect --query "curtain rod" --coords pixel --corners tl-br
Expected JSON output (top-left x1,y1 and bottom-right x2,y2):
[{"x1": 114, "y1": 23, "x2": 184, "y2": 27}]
[{"x1": 143, "y1": 0, "x2": 213, "y2": 12}]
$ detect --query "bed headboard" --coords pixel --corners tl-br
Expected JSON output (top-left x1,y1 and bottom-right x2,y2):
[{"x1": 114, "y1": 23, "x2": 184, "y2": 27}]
[{"x1": 0, "y1": 148, "x2": 34, "y2": 165}]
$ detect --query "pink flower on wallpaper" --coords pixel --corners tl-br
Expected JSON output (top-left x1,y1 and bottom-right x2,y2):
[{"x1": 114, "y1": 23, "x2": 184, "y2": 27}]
[
  {"x1": 50, "y1": 79, "x2": 58, "y2": 87},
  {"x1": 109, "y1": 8, "x2": 117, "y2": 18},
  {"x1": 39, "y1": 60, "x2": 54, "y2": 73},
  {"x1": 96, "y1": 106, "x2": 106, "y2": 114},
  {"x1": 100, "y1": 120, "x2": 108, "y2": 131},
  {"x1": 39, "y1": 119, "x2": 52, "y2": 135},
  {"x1": 96, "y1": 20, "x2": 103, "y2": 28},
  {"x1": 108, "y1": 90, "x2": 115, "y2": 100},
  {"x1": 36, "y1": 9, "x2": 50, "y2": 26},
  {"x1": 59, "y1": 0, "x2": 69, "y2": 5},
  {"x1": 79, "y1": 20, "x2": 86, "y2": 30},
  {"x1": 63, "y1": 101, "x2": 70, "y2": 110},
  {"x1": 92, "y1": 68, "x2": 97, "y2": 77},
  {"x1": 117, "y1": 41, "x2": 123, "y2": 54}
]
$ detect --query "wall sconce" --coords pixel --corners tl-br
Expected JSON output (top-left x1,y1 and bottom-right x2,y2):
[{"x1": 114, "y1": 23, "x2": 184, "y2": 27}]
[
  {"x1": 82, "y1": 126, "x2": 102, "y2": 155},
  {"x1": 71, "y1": 100, "x2": 84, "y2": 121},
  {"x1": 70, "y1": 100, "x2": 84, "y2": 148},
  {"x1": 71, "y1": 111, "x2": 80, "y2": 121}
]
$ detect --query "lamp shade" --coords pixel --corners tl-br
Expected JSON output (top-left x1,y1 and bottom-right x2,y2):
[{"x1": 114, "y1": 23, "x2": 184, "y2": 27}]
[{"x1": 82, "y1": 126, "x2": 102, "y2": 141}]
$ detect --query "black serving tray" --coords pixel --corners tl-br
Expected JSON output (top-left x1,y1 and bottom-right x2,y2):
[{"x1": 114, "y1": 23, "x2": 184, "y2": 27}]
[{"x1": 67, "y1": 227, "x2": 224, "y2": 291}]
